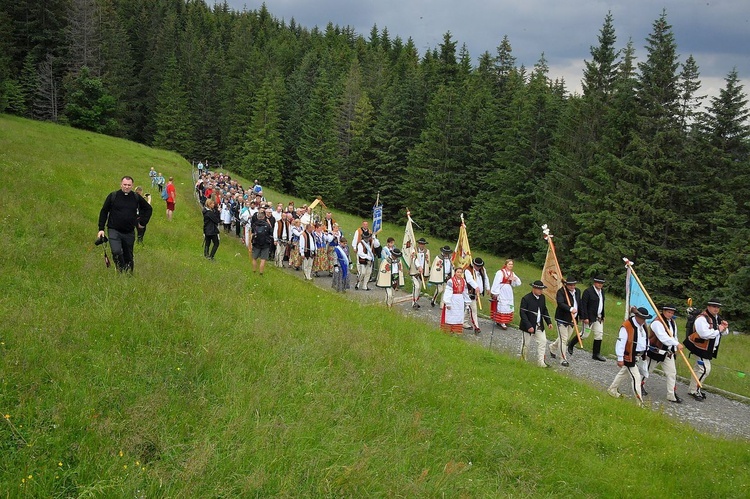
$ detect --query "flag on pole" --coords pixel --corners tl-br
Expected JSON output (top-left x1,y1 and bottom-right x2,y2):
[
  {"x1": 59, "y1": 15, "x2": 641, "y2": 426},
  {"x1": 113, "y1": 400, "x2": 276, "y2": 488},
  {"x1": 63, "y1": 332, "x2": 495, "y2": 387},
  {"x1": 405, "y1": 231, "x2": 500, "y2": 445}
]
[
  {"x1": 452, "y1": 214, "x2": 472, "y2": 270},
  {"x1": 624, "y1": 264, "x2": 657, "y2": 321},
  {"x1": 402, "y1": 211, "x2": 417, "y2": 270},
  {"x1": 372, "y1": 193, "x2": 382, "y2": 234},
  {"x1": 541, "y1": 244, "x2": 562, "y2": 301}
]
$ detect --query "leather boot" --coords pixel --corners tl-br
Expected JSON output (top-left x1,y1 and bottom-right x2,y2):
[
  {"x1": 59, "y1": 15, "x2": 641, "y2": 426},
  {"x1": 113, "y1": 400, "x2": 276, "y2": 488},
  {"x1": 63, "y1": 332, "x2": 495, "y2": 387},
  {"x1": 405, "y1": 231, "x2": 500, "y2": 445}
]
[
  {"x1": 566, "y1": 336, "x2": 577, "y2": 356},
  {"x1": 592, "y1": 339, "x2": 607, "y2": 361}
]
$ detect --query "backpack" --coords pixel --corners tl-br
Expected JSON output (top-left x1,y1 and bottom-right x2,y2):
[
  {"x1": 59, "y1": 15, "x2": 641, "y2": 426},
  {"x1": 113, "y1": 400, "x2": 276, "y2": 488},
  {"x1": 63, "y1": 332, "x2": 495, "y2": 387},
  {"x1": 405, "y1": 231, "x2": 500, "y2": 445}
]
[
  {"x1": 252, "y1": 220, "x2": 271, "y2": 247},
  {"x1": 684, "y1": 308, "x2": 702, "y2": 340},
  {"x1": 160, "y1": 188, "x2": 168, "y2": 200}
]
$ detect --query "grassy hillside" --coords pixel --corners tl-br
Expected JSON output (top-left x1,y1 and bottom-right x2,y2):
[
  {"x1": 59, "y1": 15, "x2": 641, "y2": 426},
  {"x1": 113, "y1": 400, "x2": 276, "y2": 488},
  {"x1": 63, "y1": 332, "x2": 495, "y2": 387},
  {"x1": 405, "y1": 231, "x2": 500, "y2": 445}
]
[{"x1": 1, "y1": 115, "x2": 748, "y2": 497}]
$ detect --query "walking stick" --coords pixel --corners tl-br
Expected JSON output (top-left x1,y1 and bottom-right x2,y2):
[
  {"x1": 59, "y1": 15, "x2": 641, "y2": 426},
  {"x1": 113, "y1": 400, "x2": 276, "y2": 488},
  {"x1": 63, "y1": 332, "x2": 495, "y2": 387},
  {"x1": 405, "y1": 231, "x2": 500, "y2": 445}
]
[{"x1": 622, "y1": 258, "x2": 702, "y2": 389}]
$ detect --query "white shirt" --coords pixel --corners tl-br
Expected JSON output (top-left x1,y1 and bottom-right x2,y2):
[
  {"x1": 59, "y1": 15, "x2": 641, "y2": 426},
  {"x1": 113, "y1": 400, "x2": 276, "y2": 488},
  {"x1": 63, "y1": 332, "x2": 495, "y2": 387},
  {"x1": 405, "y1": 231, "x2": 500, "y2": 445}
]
[
  {"x1": 650, "y1": 318, "x2": 680, "y2": 348},
  {"x1": 615, "y1": 319, "x2": 647, "y2": 361}
]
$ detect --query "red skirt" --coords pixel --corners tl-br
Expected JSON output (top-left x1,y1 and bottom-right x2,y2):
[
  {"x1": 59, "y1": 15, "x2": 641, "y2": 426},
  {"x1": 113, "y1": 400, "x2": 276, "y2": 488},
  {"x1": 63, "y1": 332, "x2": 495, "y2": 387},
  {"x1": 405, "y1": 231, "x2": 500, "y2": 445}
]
[
  {"x1": 440, "y1": 307, "x2": 463, "y2": 334},
  {"x1": 490, "y1": 299, "x2": 513, "y2": 324}
]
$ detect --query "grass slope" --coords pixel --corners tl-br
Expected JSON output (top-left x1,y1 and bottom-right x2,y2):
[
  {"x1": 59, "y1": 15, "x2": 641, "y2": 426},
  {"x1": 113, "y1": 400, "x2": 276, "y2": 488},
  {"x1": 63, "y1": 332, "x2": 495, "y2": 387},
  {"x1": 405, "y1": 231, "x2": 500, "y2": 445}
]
[{"x1": 1, "y1": 115, "x2": 748, "y2": 497}]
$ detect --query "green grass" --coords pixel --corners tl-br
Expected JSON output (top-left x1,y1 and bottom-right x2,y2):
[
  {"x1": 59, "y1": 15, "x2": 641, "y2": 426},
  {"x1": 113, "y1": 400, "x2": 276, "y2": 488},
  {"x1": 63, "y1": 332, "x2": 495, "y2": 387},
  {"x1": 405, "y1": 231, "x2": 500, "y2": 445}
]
[{"x1": 1, "y1": 114, "x2": 749, "y2": 497}]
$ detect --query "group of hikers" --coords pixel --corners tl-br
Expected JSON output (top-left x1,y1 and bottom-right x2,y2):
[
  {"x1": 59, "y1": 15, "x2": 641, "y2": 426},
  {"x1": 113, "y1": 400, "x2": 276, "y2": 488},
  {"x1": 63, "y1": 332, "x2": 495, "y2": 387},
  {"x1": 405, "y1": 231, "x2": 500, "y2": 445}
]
[{"x1": 97, "y1": 166, "x2": 731, "y2": 409}]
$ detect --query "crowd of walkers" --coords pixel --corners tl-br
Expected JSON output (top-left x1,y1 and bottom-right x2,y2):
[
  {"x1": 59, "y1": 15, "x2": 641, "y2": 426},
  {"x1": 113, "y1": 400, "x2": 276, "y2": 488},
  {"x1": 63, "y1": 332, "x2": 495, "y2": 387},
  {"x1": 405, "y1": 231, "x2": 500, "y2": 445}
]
[{"x1": 96, "y1": 164, "x2": 732, "y2": 412}]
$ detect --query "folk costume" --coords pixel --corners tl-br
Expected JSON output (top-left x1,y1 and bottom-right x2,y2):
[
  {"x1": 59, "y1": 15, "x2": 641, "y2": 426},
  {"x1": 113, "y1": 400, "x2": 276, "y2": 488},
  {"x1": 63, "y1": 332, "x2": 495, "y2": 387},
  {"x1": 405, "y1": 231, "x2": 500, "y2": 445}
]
[
  {"x1": 312, "y1": 226, "x2": 333, "y2": 275},
  {"x1": 355, "y1": 229, "x2": 376, "y2": 290},
  {"x1": 608, "y1": 308, "x2": 651, "y2": 405},
  {"x1": 274, "y1": 216, "x2": 291, "y2": 268},
  {"x1": 518, "y1": 281, "x2": 553, "y2": 367},
  {"x1": 377, "y1": 248, "x2": 405, "y2": 308},
  {"x1": 289, "y1": 222, "x2": 304, "y2": 270},
  {"x1": 326, "y1": 227, "x2": 342, "y2": 274},
  {"x1": 575, "y1": 276, "x2": 607, "y2": 361},
  {"x1": 684, "y1": 299, "x2": 728, "y2": 400},
  {"x1": 332, "y1": 239, "x2": 351, "y2": 293},
  {"x1": 299, "y1": 226, "x2": 315, "y2": 280},
  {"x1": 646, "y1": 306, "x2": 682, "y2": 403},
  {"x1": 441, "y1": 271, "x2": 470, "y2": 334},
  {"x1": 408, "y1": 238, "x2": 431, "y2": 308},
  {"x1": 429, "y1": 246, "x2": 454, "y2": 307},
  {"x1": 549, "y1": 279, "x2": 581, "y2": 366},
  {"x1": 491, "y1": 263, "x2": 521, "y2": 329},
  {"x1": 463, "y1": 258, "x2": 490, "y2": 333}
]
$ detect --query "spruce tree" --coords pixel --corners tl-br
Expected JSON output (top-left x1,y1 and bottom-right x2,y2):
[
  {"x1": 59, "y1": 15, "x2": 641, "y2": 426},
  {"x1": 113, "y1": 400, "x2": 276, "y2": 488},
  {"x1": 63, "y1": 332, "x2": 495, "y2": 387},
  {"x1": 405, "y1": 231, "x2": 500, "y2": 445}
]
[
  {"x1": 624, "y1": 11, "x2": 692, "y2": 295},
  {"x1": 404, "y1": 83, "x2": 467, "y2": 239},
  {"x1": 294, "y1": 70, "x2": 342, "y2": 203},
  {"x1": 239, "y1": 75, "x2": 285, "y2": 188},
  {"x1": 64, "y1": 65, "x2": 117, "y2": 134},
  {"x1": 152, "y1": 54, "x2": 195, "y2": 158}
]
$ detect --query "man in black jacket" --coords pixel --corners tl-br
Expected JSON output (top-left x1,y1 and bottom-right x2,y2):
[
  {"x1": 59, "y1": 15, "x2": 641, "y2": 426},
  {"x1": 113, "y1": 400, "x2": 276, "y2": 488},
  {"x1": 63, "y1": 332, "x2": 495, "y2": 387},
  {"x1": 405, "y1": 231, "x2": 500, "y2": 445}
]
[
  {"x1": 572, "y1": 276, "x2": 607, "y2": 361},
  {"x1": 519, "y1": 280, "x2": 553, "y2": 367},
  {"x1": 97, "y1": 176, "x2": 152, "y2": 273},
  {"x1": 549, "y1": 278, "x2": 581, "y2": 367}
]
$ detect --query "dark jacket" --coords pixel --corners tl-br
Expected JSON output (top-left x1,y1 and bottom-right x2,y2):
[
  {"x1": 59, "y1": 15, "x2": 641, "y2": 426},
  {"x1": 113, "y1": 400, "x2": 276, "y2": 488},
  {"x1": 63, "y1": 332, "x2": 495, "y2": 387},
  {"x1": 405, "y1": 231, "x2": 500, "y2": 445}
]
[
  {"x1": 519, "y1": 292, "x2": 552, "y2": 333},
  {"x1": 99, "y1": 190, "x2": 152, "y2": 233},
  {"x1": 203, "y1": 207, "x2": 221, "y2": 236},
  {"x1": 555, "y1": 287, "x2": 582, "y2": 325},
  {"x1": 580, "y1": 285, "x2": 605, "y2": 322}
]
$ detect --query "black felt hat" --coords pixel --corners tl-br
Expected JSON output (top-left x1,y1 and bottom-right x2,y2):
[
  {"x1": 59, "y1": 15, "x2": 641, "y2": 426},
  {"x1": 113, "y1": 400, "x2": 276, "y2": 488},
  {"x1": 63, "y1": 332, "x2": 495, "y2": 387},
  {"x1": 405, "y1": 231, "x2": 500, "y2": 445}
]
[{"x1": 531, "y1": 280, "x2": 547, "y2": 289}]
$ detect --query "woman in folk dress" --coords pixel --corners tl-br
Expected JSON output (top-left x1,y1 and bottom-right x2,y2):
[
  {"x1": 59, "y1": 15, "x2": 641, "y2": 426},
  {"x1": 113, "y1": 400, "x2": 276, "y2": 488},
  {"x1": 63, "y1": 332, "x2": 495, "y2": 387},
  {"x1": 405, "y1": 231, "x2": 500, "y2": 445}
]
[
  {"x1": 441, "y1": 268, "x2": 471, "y2": 334},
  {"x1": 491, "y1": 259, "x2": 522, "y2": 330}
]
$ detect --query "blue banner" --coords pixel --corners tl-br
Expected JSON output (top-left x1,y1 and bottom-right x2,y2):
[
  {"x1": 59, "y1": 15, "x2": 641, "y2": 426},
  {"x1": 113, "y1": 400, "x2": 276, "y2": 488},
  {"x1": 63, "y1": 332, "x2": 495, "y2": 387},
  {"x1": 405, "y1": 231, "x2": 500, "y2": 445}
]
[
  {"x1": 372, "y1": 205, "x2": 382, "y2": 234},
  {"x1": 626, "y1": 268, "x2": 657, "y2": 319}
]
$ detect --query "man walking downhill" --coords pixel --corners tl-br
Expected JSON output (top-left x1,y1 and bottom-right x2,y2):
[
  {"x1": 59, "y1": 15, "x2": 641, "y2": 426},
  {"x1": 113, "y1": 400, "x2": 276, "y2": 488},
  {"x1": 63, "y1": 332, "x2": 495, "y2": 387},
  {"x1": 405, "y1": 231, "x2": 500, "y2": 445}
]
[{"x1": 97, "y1": 176, "x2": 152, "y2": 274}]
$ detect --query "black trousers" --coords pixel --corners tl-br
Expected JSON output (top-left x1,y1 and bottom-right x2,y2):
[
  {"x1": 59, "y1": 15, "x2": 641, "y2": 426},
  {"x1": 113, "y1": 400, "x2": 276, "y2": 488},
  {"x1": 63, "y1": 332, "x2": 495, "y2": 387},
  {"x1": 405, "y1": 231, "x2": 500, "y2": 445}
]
[
  {"x1": 108, "y1": 228, "x2": 135, "y2": 272},
  {"x1": 204, "y1": 234, "x2": 220, "y2": 258}
]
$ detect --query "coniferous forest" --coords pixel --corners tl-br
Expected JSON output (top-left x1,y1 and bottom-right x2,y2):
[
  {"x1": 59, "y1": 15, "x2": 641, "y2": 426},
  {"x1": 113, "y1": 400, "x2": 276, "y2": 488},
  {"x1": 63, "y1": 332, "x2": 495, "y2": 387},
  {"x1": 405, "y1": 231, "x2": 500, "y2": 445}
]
[{"x1": 1, "y1": 1, "x2": 749, "y2": 328}]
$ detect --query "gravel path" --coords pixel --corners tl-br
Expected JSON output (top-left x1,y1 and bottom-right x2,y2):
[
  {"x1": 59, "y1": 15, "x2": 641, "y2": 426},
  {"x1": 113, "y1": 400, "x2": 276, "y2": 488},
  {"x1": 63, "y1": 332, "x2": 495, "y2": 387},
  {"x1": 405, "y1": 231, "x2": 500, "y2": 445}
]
[{"x1": 284, "y1": 267, "x2": 750, "y2": 441}]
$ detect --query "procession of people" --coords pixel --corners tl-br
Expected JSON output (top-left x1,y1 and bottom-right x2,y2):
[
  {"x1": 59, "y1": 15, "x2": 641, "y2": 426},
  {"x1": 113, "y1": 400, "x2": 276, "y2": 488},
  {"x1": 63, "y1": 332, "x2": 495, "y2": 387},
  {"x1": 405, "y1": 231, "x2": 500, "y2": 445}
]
[{"x1": 99, "y1": 165, "x2": 732, "y2": 410}]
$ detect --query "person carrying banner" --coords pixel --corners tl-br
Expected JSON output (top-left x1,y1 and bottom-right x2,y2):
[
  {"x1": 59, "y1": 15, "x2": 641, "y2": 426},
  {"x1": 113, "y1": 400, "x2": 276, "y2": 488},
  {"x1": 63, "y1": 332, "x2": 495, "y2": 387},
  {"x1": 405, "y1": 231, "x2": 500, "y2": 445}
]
[
  {"x1": 491, "y1": 259, "x2": 522, "y2": 330},
  {"x1": 377, "y1": 248, "x2": 404, "y2": 308},
  {"x1": 549, "y1": 278, "x2": 581, "y2": 367},
  {"x1": 572, "y1": 276, "x2": 607, "y2": 361},
  {"x1": 519, "y1": 281, "x2": 553, "y2": 367},
  {"x1": 441, "y1": 267, "x2": 470, "y2": 334},
  {"x1": 463, "y1": 257, "x2": 490, "y2": 334},
  {"x1": 408, "y1": 238, "x2": 431, "y2": 309},
  {"x1": 684, "y1": 298, "x2": 729, "y2": 401},
  {"x1": 608, "y1": 307, "x2": 652, "y2": 405},
  {"x1": 645, "y1": 305, "x2": 683, "y2": 403},
  {"x1": 429, "y1": 245, "x2": 454, "y2": 307},
  {"x1": 331, "y1": 236, "x2": 351, "y2": 293}
]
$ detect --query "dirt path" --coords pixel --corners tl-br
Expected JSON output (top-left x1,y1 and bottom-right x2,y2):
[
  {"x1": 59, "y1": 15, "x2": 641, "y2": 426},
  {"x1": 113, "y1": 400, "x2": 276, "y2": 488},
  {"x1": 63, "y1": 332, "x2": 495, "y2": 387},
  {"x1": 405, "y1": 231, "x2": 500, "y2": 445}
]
[{"x1": 282, "y1": 266, "x2": 750, "y2": 441}]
